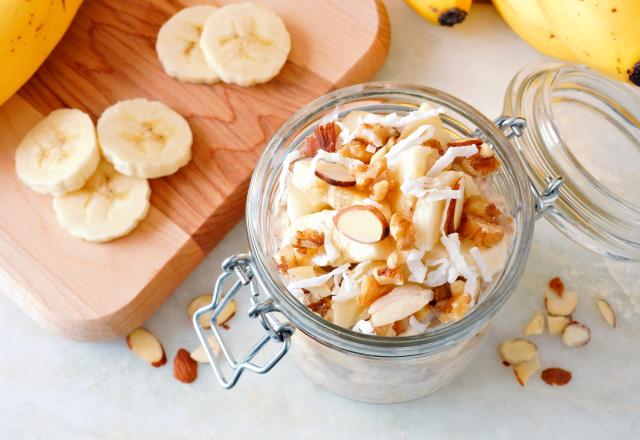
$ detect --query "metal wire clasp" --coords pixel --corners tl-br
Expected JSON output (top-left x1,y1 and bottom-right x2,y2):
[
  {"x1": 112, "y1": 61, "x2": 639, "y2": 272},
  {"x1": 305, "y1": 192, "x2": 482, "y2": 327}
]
[{"x1": 193, "y1": 254, "x2": 294, "y2": 389}]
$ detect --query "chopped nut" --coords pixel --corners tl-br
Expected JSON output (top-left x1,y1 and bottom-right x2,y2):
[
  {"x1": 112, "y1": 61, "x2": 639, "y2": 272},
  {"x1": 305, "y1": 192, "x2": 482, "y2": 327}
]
[
  {"x1": 371, "y1": 180, "x2": 390, "y2": 202},
  {"x1": 562, "y1": 321, "x2": 590, "y2": 347},
  {"x1": 450, "y1": 280, "x2": 466, "y2": 297},
  {"x1": 173, "y1": 348, "x2": 198, "y2": 384},
  {"x1": 547, "y1": 315, "x2": 571, "y2": 335},
  {"x1": 291, "y1": 229, "x2": 324, "y2": 249},
  {"x1": 463, "y1": 195, "x2": 502, "y2": 224},
  {"x1": 188, "y1": 294, "x2": 214, "y2": 329},
  {"x1": 541, "y1": 368, "x2": 572, "y2": 386},
  {"x1": 308, "y1": 297, "x2": 332, "y2": 317},
  {"x1": 499, "y1": 338, "x2": 538, "y2": 366},
  {"x1": 126, "y1": 328, "x2": 167, "y2": 368},
  {"x1": 437, "y1": 294, "x2": 471, "y2": 323},
  {"x1": 447, "y1": 137, "x2": 483, "y2": 148},
  {"x1": 545, "y1": 289, "x2": 578, "y2": 316},
  {"x1": 549, "y1": 276, "x2": 564, "y2": 297},
  {"x1": 273, "y1": 246, "x2": 296, "y2": 273},
  {"x1": 304, "y1": 122, "x2": 338, "y2": 155},
  {"x1": 513, "y1": 355, "x2": 540, "y2": 386},
  {"x1": 596, "y1": 298, "x2": 616, "y2": 328},
  {"x1": 389, "y1": 213, "x2": 415, "y2": 250},
  {"x1": 334, "y1": 205, "x2": 389, "y2": 243},
  {"x1": 392, "y1": 316, "x2": 410, "y2": 334},
  {"x1": 354, "y1": 157, "x2": 386, "y2": 192},
  {"x1": 459, "y1": 215, "x2": 504, "y2": 247},
  {"x1": 432, "y1": 283, "x2": 452, "y2": 302},
  {"x1": 387, "y1": 251, "x2": 399, "y2": 269},
  {"x1": 358, "y1": 275, "x2": 392, "y2": 308},
  {"x1": 374, "y1": 323, "x2": 396, "y2": 336},
  {"x1": 373, "y1": 264, "x2": 403, "y2": 286},
  {"x1": 339, "y1": 140, "x2": 373, "y2": 163},
  {"x1": 460, "y1": 146, "x2": 501, "y2": 176},
  {"x1": 524, "y1": 311, "x2": 545, "y2": 335}
]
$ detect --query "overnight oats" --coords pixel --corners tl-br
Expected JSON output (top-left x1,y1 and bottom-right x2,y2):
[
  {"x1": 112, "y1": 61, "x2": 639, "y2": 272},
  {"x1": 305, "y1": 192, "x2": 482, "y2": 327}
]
[{"x1": 272, "y1": 104, "x2": 515, "y2": 338}]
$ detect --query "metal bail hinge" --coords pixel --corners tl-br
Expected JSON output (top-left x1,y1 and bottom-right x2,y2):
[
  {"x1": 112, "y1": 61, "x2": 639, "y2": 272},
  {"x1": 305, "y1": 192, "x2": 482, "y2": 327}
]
[
  {"x1": 532, "y1": 176, "x2": 564, "y2": 216},
  {"x1": 495, "y1": 116, "x2": 527, "y2": 139}
]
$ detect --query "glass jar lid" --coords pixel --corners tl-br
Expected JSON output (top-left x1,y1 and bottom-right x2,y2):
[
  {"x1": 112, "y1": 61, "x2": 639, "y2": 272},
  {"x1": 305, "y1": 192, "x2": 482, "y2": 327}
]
[{"x1": 504, "y1": 64, "x2": 640, "y2": 261}]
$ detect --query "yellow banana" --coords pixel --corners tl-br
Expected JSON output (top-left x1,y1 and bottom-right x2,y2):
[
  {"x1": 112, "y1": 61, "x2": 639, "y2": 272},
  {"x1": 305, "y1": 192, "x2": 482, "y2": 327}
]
[
  {"x1": 405, "y1": 0, "x2": 473, "y2": 27},
  {"x1": 536, "y1": 0, "x2": 640, "y2": 86},
  {"x1": 492, "y1": 0, "x2": 576, "y2": 61},
  {"x1": 0, "y1": 0, "x2": 83, "y2": 106}
]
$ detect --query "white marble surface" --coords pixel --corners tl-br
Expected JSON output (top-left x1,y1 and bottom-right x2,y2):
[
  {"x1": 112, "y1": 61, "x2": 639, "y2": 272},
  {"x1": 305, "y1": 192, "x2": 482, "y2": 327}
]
[{"x1": 2, "y1": 2, "x2": 639, "y2": 438}]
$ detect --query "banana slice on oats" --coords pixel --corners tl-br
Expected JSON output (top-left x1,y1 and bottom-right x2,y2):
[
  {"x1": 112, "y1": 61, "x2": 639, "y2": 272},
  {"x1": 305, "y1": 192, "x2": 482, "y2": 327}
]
[
  {"x1": 156, "y1": 5, "x2": 220, "y2": 84},
  {"x1": 53, "y1": 161, "x2": 150, "y2": 242},
  {"x1": 200, "y1": 2, "x2": 291, "y2": 86},
  {"x1": 15, "y1": 108, "x2": 100, "y2": 195},
  {"x1": 97, "y1": 98, "x2": 192, "y2": 178}
]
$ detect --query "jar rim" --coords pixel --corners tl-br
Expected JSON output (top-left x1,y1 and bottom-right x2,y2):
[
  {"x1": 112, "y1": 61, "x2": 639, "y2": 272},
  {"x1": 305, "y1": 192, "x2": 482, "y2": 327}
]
[
  {"x1": 246, "y1": 82, "x2": 535, "y2": 357},
  {"x1": 504, "y1": 63, "x2": 640, "y2": 261}
]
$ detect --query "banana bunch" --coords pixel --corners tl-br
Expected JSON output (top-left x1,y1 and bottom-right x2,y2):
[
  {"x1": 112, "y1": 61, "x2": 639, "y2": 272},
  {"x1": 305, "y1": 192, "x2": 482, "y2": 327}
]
[
  {"x1": 405, "y1": 0, "x2": 474, "y2": 27},
  {"x1": 0, "y1": 0, "x2": 83, "y2": 106},
  {"x1": 493, "y1": 0, "x2": 640, "y2": 86}
]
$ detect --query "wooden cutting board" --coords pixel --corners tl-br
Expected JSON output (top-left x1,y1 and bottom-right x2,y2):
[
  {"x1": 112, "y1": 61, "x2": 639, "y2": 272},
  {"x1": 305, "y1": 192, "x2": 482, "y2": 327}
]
[{"x1": 0, "y1": 0, "x2": 389, "y2": 340}]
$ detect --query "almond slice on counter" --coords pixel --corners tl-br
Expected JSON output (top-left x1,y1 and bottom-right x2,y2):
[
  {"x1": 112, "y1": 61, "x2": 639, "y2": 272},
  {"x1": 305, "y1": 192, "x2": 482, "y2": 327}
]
[
  {"x1": 126, "y1": 328, "x2": 167, "y2": 367},
  {"x1": 173, "y1": 348, "x2": 198, "y2": 384},
  {"x1": 190, "y1": 336, "x2": 221, "y2": 364},
  {"x1": 188, "y1": 294, "x2": 213, "y2": 329},
  {"x1": 333, "y1": 205, "x2": 389, "y2": 243},
  {"x1": 216, "y1": 300, "x2": 237, "y2": 326},
  {"x1": 596, "y1": 298, "x2": 616, "y2": 328},
  {"x1": 499, "y1": 338, "x2": 538, "y2": 366},
  {"x1": 544, "y1": 289, "x2": 578, "y2": 316},
  {"x1": 524, "y1": 311, "x2": 544, "y2": 335},
  {"x1": 513, "y1": 355, "x2": 540, "y2": 387},
  {"x1": 548, "y1": 276, "x2": 564, "y2": 297},
  {"x1": 314, "y1": 160, "x2": 356, "y2": 187},
  {"x1": 562, "y1": 321, "x2": 591, "y2": 347},
  {"x1": 541, "y1": 367, "x2": 572, "y2": 386},
  {"x1": 547, "y1": 315, "x2": 571, "y2": 335}
]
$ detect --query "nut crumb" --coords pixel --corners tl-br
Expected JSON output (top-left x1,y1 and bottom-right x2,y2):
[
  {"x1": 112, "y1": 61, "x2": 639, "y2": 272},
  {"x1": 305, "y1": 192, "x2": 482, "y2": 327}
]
[{"x1": 541, "y1": 368, "x2": 572, "y2": 386}]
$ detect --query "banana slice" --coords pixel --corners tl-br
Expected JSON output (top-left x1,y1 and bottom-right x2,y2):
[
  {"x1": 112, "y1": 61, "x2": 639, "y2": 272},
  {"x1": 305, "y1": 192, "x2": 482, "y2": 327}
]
[
  {"x1": 97, "y1": 98, "x2": 192, "y2": 178},
  {"x1": 156, "y1": 5, "x2": 220, "y2": 84},
  {"x1": 200, "y1": 2, "x2": 291, "y2": 86},
  {"x1": 15, "y1": 108, "x2": 100, "y2": 195},
  {"x1": 53, "y1": 161, "x2": 150, "y2": 242}
]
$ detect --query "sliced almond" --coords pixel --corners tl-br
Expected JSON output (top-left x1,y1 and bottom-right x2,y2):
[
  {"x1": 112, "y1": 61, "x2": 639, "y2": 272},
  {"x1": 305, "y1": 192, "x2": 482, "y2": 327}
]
[
  {"x1": 188, "y1": 294, "x2": 213, "y2": 329},
  {"x1": 562, "y1": 321, "x2": 591, "y2": 347},
  {"x1": 333, "y1": 205, "x2": 389, "y2": 243},
  {"x1": 173, "y1": 348, "x2": 198, "y2": 384},
  {"x1": 126, "y1": 328, "x2": 167, "y2": 367},
  {"x1": 547, "y1": 315, "x2": 571, "y2": 335},
  {"x1": 596, "y1": 298, "x2": 616, "y2": 328},
  {"x1": 314, "y1": 160, "x2": 356, "y2": 187},
  {"x1": 499, "y1": 338, "x2": 538, "y2": 366},
  {"x1": 216, "y1": 300, "x2": 237, "y2": 326},
  {"x1": 190, "y1": 336, "x2": 221, "y2": 364},
  {"x1": 369, "y1": 285, "x2": 432, "y2": 327},
  {"x1": 447, "y1": 137, "x2": 483, "y2": 148},
  {"x1": 513, "y1": 355, "x2": 540, "y2": 387},
  {"x1": 524, "y1": 311, "x2": 544, "y2": 335},
  {"x1": 541, "y1": 367, "x2": 572, "y2": 386},
  {"x1": 544, "y1": 289, "x2": 578, "y2": 316},
  {"x1": 444, "y1": 177, "x2": 465, "y2": 234}
]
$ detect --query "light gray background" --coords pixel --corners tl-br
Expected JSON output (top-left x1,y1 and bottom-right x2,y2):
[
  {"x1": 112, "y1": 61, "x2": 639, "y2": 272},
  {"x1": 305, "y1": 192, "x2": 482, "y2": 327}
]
[{"x1": 2, "y1": 2, "x2": 639, "y2": 438}]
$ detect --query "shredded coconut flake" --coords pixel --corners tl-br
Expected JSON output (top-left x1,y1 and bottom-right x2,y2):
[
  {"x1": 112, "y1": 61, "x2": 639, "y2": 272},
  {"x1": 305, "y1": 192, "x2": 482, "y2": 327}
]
[
  {"x1": 425, "y1": 258, "x2": 450, "y2": 287},
  {"x1": 441, "y1": 233, "x2": 477, "y2": 286},
  {"x1": 426, "y1": 144, "x2": 478, "y2": 177},
  {"x1": 352, "y1": 319, "x2": 375, "y2": 335},
  {"x1": 386, "y1": 125, "x2": 435, "y2": 166},
  {"x1": 310, "y1": 150, "x2": 363, "y2": 174},
  {"x1": 400, "y1": 176, "x2": 440, "y2": 197},
  {"x1": 406, "y1": 248, "x2": 428, "y2": 283},
  {"x1": 470, "y1": 247, "x2": 492, "y2": 282},
  {"x1": 361, "y1": 107, "x2": 444, "y2": 128},
  {"x1": 333, "y1": 271, "x2": 361, "y2": 302},
  {"x1": 425, "y1": 188, "x2": 462, "y2": 202},
  {"x1": 288, "y1": 264, "x2": 349, "y2": 290}
]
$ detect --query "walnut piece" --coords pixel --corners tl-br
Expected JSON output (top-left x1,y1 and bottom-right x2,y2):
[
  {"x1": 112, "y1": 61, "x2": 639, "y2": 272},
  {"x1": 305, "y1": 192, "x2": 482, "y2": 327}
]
[
  {"x1": 339, "y1": 140, "x2": 373, "y2": 163},
  {"x1": 303, "y1": 122, "x2": 339, "y2": 156},
  {"x1": 389, "y1": 213, "x2": 415, "y2": 250},
  {"x1": 459, "y1": 215, "x2": 504, "y2": 247},
  {"x1": 371, "y1": 180, "x2": 390, "y2": 202},
  {"x1": 373, "y1": 264, "x2": 403, "y2": 286},
  {"x1": 291, "y1": 229, "x2": 324, "y2": 249},
  {"x1": 464, "y1": 195, "x2": 502, "y2": 224},
  {"x1": 358, "y1": 275, "x2": 392, "y2": 308},
  {"x1": 309, "y1": 297, "x2": 332, "y2": 317},
  {"x1": 460, "y1": 144, "x2": 501, "y2": 176}
]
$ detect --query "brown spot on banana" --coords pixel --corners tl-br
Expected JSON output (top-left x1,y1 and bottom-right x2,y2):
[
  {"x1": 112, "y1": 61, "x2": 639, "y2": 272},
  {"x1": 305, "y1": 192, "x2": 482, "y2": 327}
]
[
  {"x1": 438, "y1": 8, "x2": 468, "y2": 26},
  {"x1": 628, "y1": 62, "x2": 640, "y2": 87}
]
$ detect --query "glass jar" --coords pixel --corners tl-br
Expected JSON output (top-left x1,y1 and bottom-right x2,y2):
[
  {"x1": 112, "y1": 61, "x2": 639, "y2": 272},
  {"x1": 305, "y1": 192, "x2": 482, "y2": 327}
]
[{"x1": 192, "y1": 64, "x2": 640, "y2": 403}]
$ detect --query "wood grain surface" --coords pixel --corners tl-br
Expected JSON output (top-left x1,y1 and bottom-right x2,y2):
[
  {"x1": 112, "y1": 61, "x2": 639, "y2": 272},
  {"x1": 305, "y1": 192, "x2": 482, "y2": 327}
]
[{"x1": 0, "y1": 0, "x2": 390, "y2": 340}]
